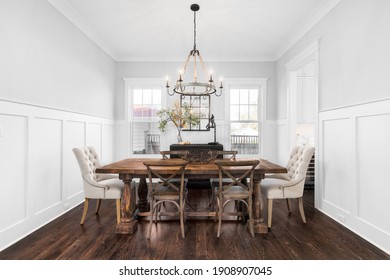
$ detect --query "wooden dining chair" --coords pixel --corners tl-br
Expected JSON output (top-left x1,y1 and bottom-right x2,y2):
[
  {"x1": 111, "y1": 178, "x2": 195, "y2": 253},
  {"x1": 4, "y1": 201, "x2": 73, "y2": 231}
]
[
  {"x1": 209, "y1": 151, "x2": 238, "y2": 210},
  {"x1": 143, "y1": 158, "x2": 188, "y2": 239},
  {"x1": 214, "y1": 159, "x2": 260, "y2": 238}
]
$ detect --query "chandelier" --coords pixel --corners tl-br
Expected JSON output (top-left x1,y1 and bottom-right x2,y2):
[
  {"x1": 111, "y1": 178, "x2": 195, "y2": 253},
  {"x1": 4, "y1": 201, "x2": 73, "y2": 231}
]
[{"x1": 166, "y1": 4, "x2": 223, "y2": 97}]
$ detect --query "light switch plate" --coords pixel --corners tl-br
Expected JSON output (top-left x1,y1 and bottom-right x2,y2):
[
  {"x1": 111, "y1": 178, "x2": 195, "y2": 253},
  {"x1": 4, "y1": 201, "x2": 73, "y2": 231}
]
[{"x1": 0, "y1": 125, "x2": 3, "y2": 137}]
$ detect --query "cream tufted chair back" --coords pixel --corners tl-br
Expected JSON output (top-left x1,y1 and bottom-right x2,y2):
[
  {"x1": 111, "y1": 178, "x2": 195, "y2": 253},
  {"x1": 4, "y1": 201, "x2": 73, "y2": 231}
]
[
  {"x1": 74, "y1": 146, "x2": 100, "y2": 180},
  {"x1": 73, "y1": 146, "x2": 123, "y2": 224},
  {"x1": 285, "y1": 146, "x2": 315, "y2": 182}
]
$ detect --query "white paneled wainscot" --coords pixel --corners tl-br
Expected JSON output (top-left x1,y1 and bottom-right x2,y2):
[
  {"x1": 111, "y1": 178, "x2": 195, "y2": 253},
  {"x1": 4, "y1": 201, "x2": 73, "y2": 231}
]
[
  {"x1": 318, "y1": 99, "x2": 390, "y2": 253},
  {"x1": 0, "y1": 99, "x2": 116, "y2": 251}
]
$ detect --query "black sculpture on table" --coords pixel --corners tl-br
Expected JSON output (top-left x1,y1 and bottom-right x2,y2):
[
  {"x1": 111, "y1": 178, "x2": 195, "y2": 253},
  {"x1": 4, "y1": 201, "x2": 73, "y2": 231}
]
[{"x1": 206, "y1": 114, "x2": 218, "y2": 144}]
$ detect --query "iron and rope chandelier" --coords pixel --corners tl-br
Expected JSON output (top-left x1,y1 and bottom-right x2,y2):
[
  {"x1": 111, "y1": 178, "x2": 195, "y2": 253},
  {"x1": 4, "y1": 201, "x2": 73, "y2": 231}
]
[{"x1": 166, "y1": 4, "x2": 223, "y2": 97}]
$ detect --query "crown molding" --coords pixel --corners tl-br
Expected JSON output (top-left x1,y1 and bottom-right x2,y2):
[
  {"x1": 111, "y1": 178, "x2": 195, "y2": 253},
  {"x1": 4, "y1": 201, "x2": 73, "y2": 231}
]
[
  {"x1": 274, "y1": 0, "x2": 342, "y2": 60},
  {"x1": 47, "y1": 0, "x2": 117, "y2": 60}
]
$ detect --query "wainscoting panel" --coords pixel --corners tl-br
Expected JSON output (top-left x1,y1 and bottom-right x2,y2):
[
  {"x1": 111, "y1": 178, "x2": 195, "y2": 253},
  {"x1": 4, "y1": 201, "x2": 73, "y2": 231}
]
[
  {"x1": 0, "y1": 99, "x2": 115, "y2": 251},
  {"x1": 30, "y1": 117, "x2": 63, "y2": 216},
  {"x1": 0, "y1": 114, "x2": 28, "y2": 232},
  {"x1": 63, "y1": 121, "x2": 85, "y2": 200},
  {"x1": 101, "y1": 124, "x2": 115, "y2": 164},
  {"x1": 318, "y1": 99, "x2": 390, "y2": 253},
  {"x1": 321, "y1": 118, "x2": 352, "y2": 212},
  {"x1": 356, "y1": 113, "x2": 390, "y2": 233},
  {"x1": 86, "y1": 123, "x2": 102, "y2": 158}
]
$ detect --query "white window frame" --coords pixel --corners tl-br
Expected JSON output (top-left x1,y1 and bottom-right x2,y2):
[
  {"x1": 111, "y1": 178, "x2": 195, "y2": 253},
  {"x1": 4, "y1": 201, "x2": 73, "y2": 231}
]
[
  {"x1": 124, "y1": 78, "x2": 167, "y2": 158},
  {"x1": 224, "y1": 78, "x2": 268, "y2": 158}
]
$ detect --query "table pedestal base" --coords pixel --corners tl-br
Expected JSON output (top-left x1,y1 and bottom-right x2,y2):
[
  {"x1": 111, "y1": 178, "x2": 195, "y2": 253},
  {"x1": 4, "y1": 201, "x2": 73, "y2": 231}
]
[
  {"x1": 116, "y1": 220, "x2": 137, "y2": 234},
  {"x1": 253, "y1": 222, "x2": 268, "y2": 234},
  {"x1": 116, "y1": 174, "x2": 138, "y2": 234}
]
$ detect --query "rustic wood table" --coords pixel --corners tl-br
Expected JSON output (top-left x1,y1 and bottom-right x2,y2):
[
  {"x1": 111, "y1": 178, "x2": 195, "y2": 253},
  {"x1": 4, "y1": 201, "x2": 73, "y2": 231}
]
[{"x1": 96, "y1": 158, "x2": 287, "y2": 235}]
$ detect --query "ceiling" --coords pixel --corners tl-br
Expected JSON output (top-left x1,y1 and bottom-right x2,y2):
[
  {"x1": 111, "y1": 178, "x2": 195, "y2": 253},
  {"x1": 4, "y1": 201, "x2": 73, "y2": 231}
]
[{"x1": 48, "y1": 0, "x2": 340, "y2": 61}]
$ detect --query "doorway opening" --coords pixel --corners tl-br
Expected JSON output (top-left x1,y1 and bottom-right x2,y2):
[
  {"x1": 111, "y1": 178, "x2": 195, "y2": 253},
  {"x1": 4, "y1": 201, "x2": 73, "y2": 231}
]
[{"x1": 286, "y1": 41, "x2": 319, "y2": 206}]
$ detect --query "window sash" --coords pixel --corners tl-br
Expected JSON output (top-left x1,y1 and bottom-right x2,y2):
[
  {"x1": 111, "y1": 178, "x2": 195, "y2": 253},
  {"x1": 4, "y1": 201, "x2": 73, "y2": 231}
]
[
  {"x1": 229, "y1": 87, "x2": 260, "y2": 155},
  {"x1": 132, "y1": 88, "x2": 162, "y2": 121}
]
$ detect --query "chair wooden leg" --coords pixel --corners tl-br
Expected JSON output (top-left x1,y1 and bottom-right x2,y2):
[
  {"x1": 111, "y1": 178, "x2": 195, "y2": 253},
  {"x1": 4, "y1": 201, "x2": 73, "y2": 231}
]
[
  {"x1": 80, "y1": 198, "x2": 90, "y2": 225},
  {"x1": 95, "y1": 199, "x2": 101, "y2": 215},
  {"x1": 217, "y1": 197, "x2": 223, "y2": 238},
  {"x1": 248, "y1": 198, "x2": 254, "y2": 237},
  {"x1": 267, "y1": 199, "x2": 273, "y2": 228},
  {"x1": 286, "y1": 198, "x2": 291, "y2": 214},
  {"x1": 213, "y1": 191, "x2": 218, "y2": 222},
  {"x1": 298, "y1": 197, "x2": 306, "y2": 224},
  {"x1": 180, "y1": 200, "x2": 185, "y2": 238},
  {"x1": 147, "y1": 200, "x2": 154, "y2": 239},
  {"x1": 209, "y1": 185, "x2": 216, "y2": 211},
  {"x1": 116, "y1": 199, "x2": 121, "y2": 224}
]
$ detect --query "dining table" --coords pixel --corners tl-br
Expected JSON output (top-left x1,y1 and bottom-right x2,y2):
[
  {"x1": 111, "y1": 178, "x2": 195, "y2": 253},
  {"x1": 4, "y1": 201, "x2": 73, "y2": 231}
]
[{"x1": 96, "y1": 157, "x2": 287, "y2": 235}]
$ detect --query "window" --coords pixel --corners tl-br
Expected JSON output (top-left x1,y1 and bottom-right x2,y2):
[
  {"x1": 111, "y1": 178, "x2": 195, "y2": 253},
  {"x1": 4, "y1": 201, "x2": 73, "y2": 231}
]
[
  {"x1": 230, "y1": 88, "x2": 260, "y2": 155},
  {"x1": 130, "y1": 87, "x2": 162, "y2": 155}
]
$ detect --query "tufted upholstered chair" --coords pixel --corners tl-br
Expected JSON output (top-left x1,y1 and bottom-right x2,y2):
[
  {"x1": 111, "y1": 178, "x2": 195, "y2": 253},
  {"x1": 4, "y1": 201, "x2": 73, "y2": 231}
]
[
  {"x1": 73, "y1": 146, "x2": 123, "y2": 225},
  {"x1": 261, "y1": 145, "x2": 315, "y2": 228}
]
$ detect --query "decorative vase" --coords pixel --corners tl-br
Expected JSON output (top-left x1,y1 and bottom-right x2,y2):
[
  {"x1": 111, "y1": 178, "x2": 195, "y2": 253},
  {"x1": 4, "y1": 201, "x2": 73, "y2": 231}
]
[{"x1": 177, "y1": 127, "x2": 183, "y2": 143}]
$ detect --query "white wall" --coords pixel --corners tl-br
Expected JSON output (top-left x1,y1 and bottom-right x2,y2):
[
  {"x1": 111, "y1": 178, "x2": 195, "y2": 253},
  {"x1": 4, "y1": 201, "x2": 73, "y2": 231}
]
[
  {"x1": 275, "y1": 0, "x2": 390, "y2": 253},
  {"x1": 0, "y1": 0, "x2": 117, "y2": 251},
  {"x1": 0, "y1": 0, "x2": 116, "y2": 118}
]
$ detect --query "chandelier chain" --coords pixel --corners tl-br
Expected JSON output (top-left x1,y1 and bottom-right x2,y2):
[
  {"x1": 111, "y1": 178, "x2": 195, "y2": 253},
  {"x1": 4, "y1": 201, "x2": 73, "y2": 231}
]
[{"x1": 193, "y1": 10, "x2": 197, "y2": 51}]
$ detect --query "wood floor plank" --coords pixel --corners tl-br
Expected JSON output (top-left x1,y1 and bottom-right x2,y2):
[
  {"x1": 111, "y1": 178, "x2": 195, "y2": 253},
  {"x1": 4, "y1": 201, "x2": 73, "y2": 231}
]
[{"x1": 0, "y1": 190, "x2": 389, "y2": 260}]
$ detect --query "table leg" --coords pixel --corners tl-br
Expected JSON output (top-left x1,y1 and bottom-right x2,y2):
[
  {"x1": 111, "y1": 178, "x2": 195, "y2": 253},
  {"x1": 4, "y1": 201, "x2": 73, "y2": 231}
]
[
  {"x1": 137, "y1": 177, "x2": 149, "y2": 212},
  {"x1": 252, "y1": 179, "x2": 268, "y2": 234},
  {"x1": 116, "y1": 174, "x2": 137, "y2": 234}
]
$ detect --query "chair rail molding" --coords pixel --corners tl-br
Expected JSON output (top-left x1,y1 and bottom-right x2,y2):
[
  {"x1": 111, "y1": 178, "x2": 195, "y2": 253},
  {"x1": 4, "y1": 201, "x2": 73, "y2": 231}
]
[{"x1": 0, "y1": 98, "x2": 116, "y2": 251}]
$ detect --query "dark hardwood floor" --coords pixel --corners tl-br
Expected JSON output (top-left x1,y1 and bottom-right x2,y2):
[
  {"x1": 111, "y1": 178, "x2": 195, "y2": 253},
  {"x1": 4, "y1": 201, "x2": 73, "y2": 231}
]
[{"x1": 0, "y1": 189, "x2": 389, "y2": 260}]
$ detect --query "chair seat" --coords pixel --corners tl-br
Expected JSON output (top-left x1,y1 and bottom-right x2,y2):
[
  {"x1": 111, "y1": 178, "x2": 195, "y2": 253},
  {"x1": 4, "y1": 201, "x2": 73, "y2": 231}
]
[
  {"x1": 99, "y1": 178, "x2": 123, "y2": 199},
  {"x1": 153, "y1": 186, "x2": 181, "y2": 201},
  {"x1": 261, "y1": 178, "x2": 302, "y2": 199}
]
